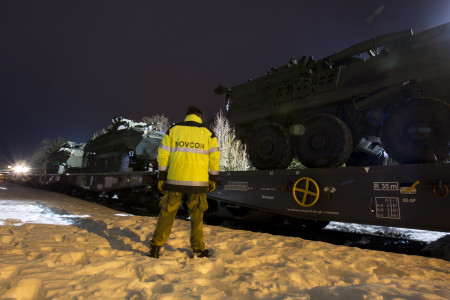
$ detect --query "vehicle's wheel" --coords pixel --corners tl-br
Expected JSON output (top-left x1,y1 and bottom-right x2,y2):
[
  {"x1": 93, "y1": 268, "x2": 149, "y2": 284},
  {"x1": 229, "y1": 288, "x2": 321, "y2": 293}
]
[
  {"x1": 380, "y1": 97, "x2": 450, "y2": 164},
  {"x1": 295, "y1": 114, "x2": 353, "y2": 168},
  {"x1": 93, "y1": 158, "x2": 103, "y2": 173},
  {"x1": 235, "y1": 124, "x2": 255, "y2": 146},
  {"x1": 248, "y1": 123, "x2": 294, "y2": 170}
]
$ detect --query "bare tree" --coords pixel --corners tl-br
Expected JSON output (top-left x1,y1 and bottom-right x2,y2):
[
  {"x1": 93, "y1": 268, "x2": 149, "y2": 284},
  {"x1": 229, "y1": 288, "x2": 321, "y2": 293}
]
[
  {"x1": 211, "y1": 110, "x2": 252, "y2": 171},
  {"x1": 141, "y1": 114, "x2": 170, "y2": 133},
  {"x1": 92, "y1": 127, "x2": 110, "y2": 139},
  {"x1": 29, "y1": 137, "x2": 67, "y2": 173}
]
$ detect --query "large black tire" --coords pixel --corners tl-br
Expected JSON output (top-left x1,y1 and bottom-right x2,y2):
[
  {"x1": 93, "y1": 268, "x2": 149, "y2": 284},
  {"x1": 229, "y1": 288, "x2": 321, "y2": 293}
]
[
  {"x1": 380, "y1": 97, "x2": 450, "y2": 164},
  {"x1": 295, "y1": 114, "x2": 353, "y2": 168},
  {"x1": 248, "y1": 123, "x2": 294, "y2": 170},
  {"x1": 235, "y1": 124, "x2": 255, "y2": 147}
]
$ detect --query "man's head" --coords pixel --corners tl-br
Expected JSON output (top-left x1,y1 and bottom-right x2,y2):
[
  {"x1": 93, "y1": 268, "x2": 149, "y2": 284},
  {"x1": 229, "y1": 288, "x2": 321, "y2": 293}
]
[{"x1": 186, "y1": 106, "x2": 203, "y2": 118}]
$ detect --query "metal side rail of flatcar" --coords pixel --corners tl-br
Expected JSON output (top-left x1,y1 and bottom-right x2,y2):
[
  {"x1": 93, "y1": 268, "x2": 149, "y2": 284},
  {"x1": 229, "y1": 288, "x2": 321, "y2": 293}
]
[
  {"x1": 207, "y1": 163, "x2": 450, "y2": 232},
  {"x1": 23, "y1": 171, "x2": 157, "y2": 192},
  {"x1": 19, "y1": 171, "x2": 161, "y2": 212}
]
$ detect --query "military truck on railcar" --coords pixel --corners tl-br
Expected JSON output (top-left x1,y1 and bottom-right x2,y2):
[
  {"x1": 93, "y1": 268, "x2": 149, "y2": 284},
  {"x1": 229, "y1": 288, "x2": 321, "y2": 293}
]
[
  {"x1": 46, "y1": 142, "x2": 85, "y2": 174},
  {"x1": 215, "y1": 22, "x2": 450, "y2": 169},
  {"x1": 83, "y1": 117, "x2": 164, "y2": 173}
]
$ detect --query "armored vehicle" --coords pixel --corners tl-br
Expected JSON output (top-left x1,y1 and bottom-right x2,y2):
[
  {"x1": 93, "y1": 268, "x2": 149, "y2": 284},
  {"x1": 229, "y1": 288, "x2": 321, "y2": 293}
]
[
  {"x1": 215, "y1": 22, "x2": 450, "y2": 169},
  {"x1": 83, "y1": 117, "x2": 164, "y2": 173},
  {"x1": 46, "y1": 142, "x2": 85, "y2": 174}
]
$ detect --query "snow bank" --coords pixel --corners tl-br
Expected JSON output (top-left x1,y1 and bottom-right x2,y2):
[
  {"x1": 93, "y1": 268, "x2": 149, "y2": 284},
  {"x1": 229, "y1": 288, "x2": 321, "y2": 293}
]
[{"x1": 0, "y1": 183, "x2": 449, "y2": 299}]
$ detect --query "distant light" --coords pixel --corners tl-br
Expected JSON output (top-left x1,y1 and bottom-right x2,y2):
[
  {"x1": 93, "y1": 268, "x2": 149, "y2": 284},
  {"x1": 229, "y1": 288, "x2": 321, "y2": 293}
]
[{"x1": 12, "y1": 165, "x2": 30, "y2": 174}]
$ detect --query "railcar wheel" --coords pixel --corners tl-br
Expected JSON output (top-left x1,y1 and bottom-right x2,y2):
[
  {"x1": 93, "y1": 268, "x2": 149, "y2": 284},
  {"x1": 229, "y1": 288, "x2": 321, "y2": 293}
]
[
  {"x1": 145, "y1": 190, "x2": 162, "y2": 214},
  {"x1": 248, "y1": 123, "x2": 294, "y2": 170},
  {"x1": 118, "y1": 190, "x2": 131, "y2": 208},
  {"x1": 299, "y1": 219, "x2": 330, "y2": 232},
  {"x1": 295, "y1": 114, "x2": 353, "y2": 168},
  {"x1": 380, "y1": 97, "x2": 450, "y2": 164},
  {"x1": 203, "y1": 199, "x2": 223, "y2": 225}
]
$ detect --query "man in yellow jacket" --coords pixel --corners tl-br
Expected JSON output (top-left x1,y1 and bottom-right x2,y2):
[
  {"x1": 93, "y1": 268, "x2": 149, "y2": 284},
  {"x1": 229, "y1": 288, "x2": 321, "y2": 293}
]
[{"x1": 148, "y1": 106, "x2": 220, "y2": 258}]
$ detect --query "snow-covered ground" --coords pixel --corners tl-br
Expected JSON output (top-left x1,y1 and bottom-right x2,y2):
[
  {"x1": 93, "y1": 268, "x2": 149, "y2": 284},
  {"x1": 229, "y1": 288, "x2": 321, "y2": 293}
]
[{"x1": 0, "y1": 182, "x2": 449, "y2": 300}]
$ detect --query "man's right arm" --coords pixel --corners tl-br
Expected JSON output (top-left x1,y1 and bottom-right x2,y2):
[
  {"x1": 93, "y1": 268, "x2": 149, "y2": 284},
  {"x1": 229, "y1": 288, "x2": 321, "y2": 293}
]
[{"x1": 157, "y1": 132, "x2": 171, "y2": 180}]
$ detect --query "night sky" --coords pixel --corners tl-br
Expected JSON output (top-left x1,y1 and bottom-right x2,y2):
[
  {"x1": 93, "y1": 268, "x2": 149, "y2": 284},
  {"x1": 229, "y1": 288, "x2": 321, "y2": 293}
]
[{"x1": 1, "y1": 1, "x2": 450, "y2": 165}]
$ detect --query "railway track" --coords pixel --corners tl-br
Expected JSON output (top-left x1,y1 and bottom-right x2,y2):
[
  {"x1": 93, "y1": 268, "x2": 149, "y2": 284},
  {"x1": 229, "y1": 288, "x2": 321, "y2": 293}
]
[{"x1": 84, "y1": 193, "x2": 437, "y2": 259}]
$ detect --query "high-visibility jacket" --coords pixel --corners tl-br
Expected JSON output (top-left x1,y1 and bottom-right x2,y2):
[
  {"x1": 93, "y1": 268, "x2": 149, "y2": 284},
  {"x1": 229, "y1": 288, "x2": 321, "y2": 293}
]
[{"x1": 157, "y1": 114, "x2": 220, "y2": 193}]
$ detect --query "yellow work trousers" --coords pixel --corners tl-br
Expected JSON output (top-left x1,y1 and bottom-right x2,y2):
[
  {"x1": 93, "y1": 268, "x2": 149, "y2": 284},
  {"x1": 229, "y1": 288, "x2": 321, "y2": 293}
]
[{"x1": 150, "y1": 191, "x2": 208, "y2": 250}]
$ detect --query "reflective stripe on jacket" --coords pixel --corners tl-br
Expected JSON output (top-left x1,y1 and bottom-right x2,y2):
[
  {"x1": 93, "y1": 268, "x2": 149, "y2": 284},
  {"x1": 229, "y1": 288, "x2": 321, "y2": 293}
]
[{"x1": 157, "y1": 114, "x2": 220, "y2": 193}]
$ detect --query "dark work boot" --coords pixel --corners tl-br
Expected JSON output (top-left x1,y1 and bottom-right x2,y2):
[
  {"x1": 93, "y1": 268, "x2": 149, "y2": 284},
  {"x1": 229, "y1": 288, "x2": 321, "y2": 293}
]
[
  {"x1": 192, "y1": 249, "x2": 209, "y2": 258},
  {"x1": 146, "y1": 246, "x2": 161, "y2": 258}
]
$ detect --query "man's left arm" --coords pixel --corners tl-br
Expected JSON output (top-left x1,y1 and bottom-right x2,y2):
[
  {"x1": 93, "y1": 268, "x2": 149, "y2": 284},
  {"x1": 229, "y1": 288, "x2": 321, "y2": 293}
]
[{"x1": 208, "y1": 133, "x2": 220, "y2": 182}]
